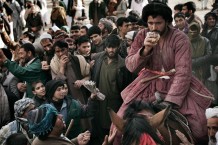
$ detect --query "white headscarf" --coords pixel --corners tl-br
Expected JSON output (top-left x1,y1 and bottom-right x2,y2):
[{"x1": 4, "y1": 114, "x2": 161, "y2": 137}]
[{"x1": 205, "y1": 107, "x2": 218, "y2": 119}]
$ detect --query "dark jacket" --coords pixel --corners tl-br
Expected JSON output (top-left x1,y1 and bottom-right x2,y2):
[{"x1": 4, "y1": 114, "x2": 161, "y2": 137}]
[
  {"x1": 64, "y1": 96, "x2": 97, "y2": 139},
  {"x1": 92, "y1": 52, "x2": 134, "y2": 92},
  {"x1": 89, "y1": 1, "x2": 106, "y2": 24},
  {"x1": 201, "y1": 26, "x2": 218, "y2": 65}
]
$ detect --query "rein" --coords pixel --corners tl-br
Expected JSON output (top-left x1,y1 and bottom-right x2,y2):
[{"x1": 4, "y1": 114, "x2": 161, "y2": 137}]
[{"x1": 166, "y1": 122, "x2": 172, "y2": 145}]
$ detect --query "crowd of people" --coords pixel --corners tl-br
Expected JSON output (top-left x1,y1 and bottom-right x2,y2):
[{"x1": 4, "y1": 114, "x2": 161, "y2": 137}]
[{"x1": 0, "y1": 0, "x2": 218, "y2": 144}]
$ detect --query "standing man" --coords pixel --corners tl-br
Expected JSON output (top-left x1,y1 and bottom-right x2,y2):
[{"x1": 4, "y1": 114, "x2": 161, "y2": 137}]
[
  {"x1": 39, "y1": 33, "x2": 54, "y2": 65},
  {"x1": 114, "y1": 17, "x2": 130, "y2": 40},
  {"x1": 174, "y1": 12, "x2": 189, "y2": 35},
  {"x1": 91, "y1": 34, "x2": 133, "y2": 145},
  {"x1": 113, "y1": 2, "x2": 213, "y2": 145},
  {"x1": 0, "y1": 43, "x2": 47, "y2": 98},
  {"x1": 182, "y1": 1, "x2": 203, "y2": 28},
  {"x1": 50, "y1": 40, "x2": 90, "y2": 103},
  {"x1": 89, "y1": 0, "x2": 107, "y2": 26},
  {"x1": 201, "y1": 12, "x2": 218, "y2": 105},
  {"x1": 188, "y1": 22, "x2": 211, "y2": 84},
  {"x1": 88, "y1": 26, "x2": 105, "y2": 53},
  {"x1": 98, "y1": 18, "x2": 113, "y2": 40}
]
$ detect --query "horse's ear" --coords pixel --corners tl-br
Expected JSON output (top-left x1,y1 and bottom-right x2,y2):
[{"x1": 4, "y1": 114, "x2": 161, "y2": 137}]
[
  {"x1": 149, "y1": 106, "x2": 171, "y2": 128},
  {"x1": 107, "y1": 107, "x2": 125, "y2": 133}
]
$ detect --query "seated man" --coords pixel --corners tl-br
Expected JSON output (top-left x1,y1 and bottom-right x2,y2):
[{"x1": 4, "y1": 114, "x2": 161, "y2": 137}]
[{"x1": 113, "y1": 2, "x2": 213, "y2": 145}]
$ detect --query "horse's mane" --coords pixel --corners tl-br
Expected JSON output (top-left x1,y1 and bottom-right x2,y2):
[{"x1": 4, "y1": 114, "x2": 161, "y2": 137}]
[
  {"x1": 122, "y1": 101, "x2": 163, "y2": 145},
  {"x1": 123, "y1": 100, "x2": 155, "y2": 119}
]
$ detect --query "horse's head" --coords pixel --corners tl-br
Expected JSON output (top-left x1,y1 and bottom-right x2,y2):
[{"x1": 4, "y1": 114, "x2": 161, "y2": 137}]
[
  {"x1": 108, "y1": 106, "x2": 171, "y2": 133},
  {"x1": 108, "y1": 105, "x2": 169, "y2": 145},
  {"x1": 108, "y1": 100, "x2": 195, "y2": 145}
]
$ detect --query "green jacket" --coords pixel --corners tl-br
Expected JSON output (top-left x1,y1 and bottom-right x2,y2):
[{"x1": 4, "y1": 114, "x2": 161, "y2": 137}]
[
  {"x1": 4, "y1": 58, "x2": 47, "y2": 98},
  {"x1": 64, "y1": 96, "x2": 97, "y2": 139}
]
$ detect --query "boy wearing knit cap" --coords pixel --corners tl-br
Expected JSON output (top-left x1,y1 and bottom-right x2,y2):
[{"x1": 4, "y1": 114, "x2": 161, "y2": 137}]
[{"x1": 45, "y1": 80, "x2": 97, "y2": 139}]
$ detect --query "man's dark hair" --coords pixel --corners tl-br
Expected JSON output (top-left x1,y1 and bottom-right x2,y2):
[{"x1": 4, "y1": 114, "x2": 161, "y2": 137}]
[
  {"x1": 116, "y1": 17, "x2": 130, "y2": 27},
  {"x1": 204, "y1": 12, "x2": 217, "y2": 22},
  {"x1": 105, "y1": 34, "x2": 120, "y2": 48},
  {"x1": 183, "y1": 1, "x2": 196, "y2": 13},
  {"x1": 76, "y1": 35, "x2": 90, "y2": 46},
  {"x1": 174, "y1": 3, "x2": 183, "y2": 12},
  {"x1": 21, "y1": 43, "x2": 36, "y2": 57},
  {"x1": 5, "y1": 133, "x2": 28, "y2": 145},
  {"x1": 32, "y1": 80, "x2": 43, "y2": 91},
  {"x1": 88, "y1": 25, "x2": 101, "y2": 37},
  {"x1": 137, "y1": 19, "x2": 147, "y2": 27},
  {"x1": 142, "y1": 2, "x2": 173, "y2": 23},
  {"x1": 53, "y1": 40, "x2": 68, "y2": 50},
  {"x1": 127, "y1": 15, "x2": 139, "y2": 23},
  {"x1": 70, "y1": 25, "x2": 80, "y2": 31},
  {"x1": 81, "y1": 25, "x2": 88, "y2": 32},
  {"x1": 174, "y1": 12, "x2": 186, "y2": 20},
  {"x1": 23, "y1": 31, "x2": 36, "y2": 43}
]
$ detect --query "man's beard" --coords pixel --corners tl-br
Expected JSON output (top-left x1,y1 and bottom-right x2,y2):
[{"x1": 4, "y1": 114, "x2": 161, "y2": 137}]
[
  {"x1": 106, "y1": 51, "x2": 119, "y2": 59},
  {"x1": 21, "y1": 56, "x2": 31, "y2": 65},
  {"x1": 150, "y1": 29, "x2": 165, "y2": 36},
  {"x1": 185, "y1": 12, "x2": 190, "y2": 18}
]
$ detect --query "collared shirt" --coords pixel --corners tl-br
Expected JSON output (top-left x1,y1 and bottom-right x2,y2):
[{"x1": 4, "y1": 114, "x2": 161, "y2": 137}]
[{"x1": 51, "y1": 99, "x2": 67, "y2": 122}]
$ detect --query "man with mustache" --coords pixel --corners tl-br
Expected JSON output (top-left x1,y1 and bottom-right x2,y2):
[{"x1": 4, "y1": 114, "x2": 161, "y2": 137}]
[
  {"x1": 113, "y1": 2, "x2": 213, "y2": 145},
  {"x1": 182, "y1": 1, "x2": 203, "y2": 28},
  {"x1": 0, "y1": 43, "x2": 47, "y2": 98},
  {"x1": 91, "y1": 34, "x2": 133, "y2": 145},
  {"x1": 206, "y1": 107, "x2": 218, "y2": 145},
  {"x1": 176, "y1": 107, "x2": 218, "y2": 145}
]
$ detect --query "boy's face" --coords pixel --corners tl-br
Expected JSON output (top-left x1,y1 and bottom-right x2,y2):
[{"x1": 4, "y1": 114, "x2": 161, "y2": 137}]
[
  {"x1": 71, "y1": 29, "x2": 81, "y2": 40},
  {"x1": 77, "y1": 42, "x2": 91, "y2": 56},
  {"x1": 206, "y1": 16, "x2": 216, "y2": 28},
  {"x1": 189, "y1": 29, "x2": 198, "y2": 39},
  {"x1": 33, "y1": 82, "x2": 45, "y2": 98},
  {"x1": 90, "y1": 34, "x2": 102, "y2": 45},
  {"x1": 54, "y1": 46, "x2": 68, "y2": 59},
  {"x1": 174, "y1": 17, "x2": 186, "y2": 30},
  {"x1": 53, "y1": 86, "x2": 65, "y2": 101},
  {"x1": 80, "y1": 28, "x2": 87, "y2": 36},
  {"x1": 119, "y1": 22, "x2": 129, "y2": 35}
]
